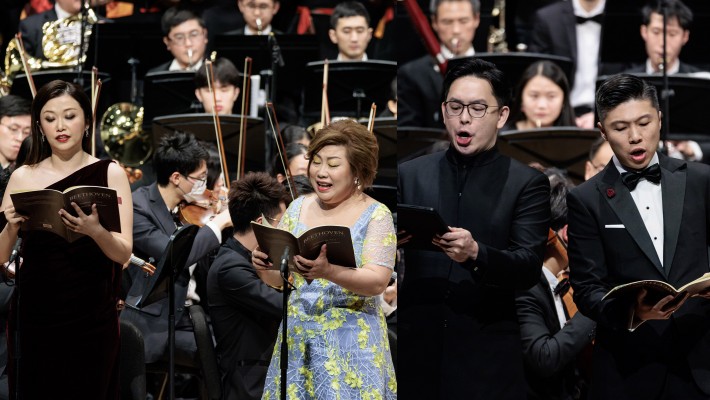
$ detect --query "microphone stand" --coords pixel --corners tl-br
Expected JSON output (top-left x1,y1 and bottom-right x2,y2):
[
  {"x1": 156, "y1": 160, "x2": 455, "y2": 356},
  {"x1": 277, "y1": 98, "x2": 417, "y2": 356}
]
[
  {"x1": 265, "y1": 34, "x2": 285, "y2": 173},
  {"x1": 279, "y1": 246, "x2": 290, "y2": 400},
  {"x1": 76, "y1": 0, "x2": 90, "y2": 87},
  {"x1": 9, "y1": 238, "x2": 21, "y2": 400},
  {"x1": 660, "y1": 2, "x2": 670, "y2": 147}
]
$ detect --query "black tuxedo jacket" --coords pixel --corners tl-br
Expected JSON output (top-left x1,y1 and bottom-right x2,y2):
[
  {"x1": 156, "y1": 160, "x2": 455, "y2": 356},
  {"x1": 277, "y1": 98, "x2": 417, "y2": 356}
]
[
  {"x1": 207, "y1": 237, "x2": 282, "y2": 400},
  {"x1": 516, "y1": 272, "x2": 596, "y2": 400},
  {"x1": 397, "y1": 146, "x2": 550, "y2": 399},
  {"x1": 121, "y1": 182, "x2": 220, "y2": 363},
  {"x1": 568, "y1": 153, "x2": 710, "y2": 399},
  {"x1": 624, "y1": 61, "x2": 705, "y2": 74},
  {"x1": 18, "y1": 8, "x2": 58, "y2": 59},
  {"x1": 529, "y1": 1, "x2": 579, "y2": 86},
  {"x1": 398, "y1": 55, "x2": 443, "y2": 128}
]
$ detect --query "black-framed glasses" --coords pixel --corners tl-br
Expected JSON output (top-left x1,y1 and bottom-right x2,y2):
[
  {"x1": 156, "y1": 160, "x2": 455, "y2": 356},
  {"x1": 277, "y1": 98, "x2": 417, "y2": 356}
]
[
  {"x1": 169, "y1": 29, "x2": 204, "y2": 45},
  {"x1": 443, "y1": 101, "x2": 500, "y2": 118},
  {"x1": 185, "y1": 174, "x2": 207, "y2": 184},
  {"x1": 0, "y1": 123, "x2": 31, "y2": 138}
]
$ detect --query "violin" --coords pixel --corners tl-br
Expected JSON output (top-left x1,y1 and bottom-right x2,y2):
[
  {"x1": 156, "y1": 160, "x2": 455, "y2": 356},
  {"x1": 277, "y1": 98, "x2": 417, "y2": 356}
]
[{"x1": 178, "y1": 188, "x2": 223, "y2": 227}]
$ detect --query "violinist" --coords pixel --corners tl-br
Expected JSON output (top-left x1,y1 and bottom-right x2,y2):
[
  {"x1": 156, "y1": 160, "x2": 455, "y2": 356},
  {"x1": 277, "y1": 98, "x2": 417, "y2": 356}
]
[
  {"x1": 515, "y1": 167, "x2": 595, "y2": 400},
  {"x1": 398, "y1": 0, "x2": 480, "y2": 128},
  {"x1": 149, "y1": 8, "x2": 208, "y2": 73},
  {"x1": 122, "y1": 131, "x2": 231, "y2": 395},
  {"x1": 194, "y1": 58, "x2": 240, "y2": 115}
]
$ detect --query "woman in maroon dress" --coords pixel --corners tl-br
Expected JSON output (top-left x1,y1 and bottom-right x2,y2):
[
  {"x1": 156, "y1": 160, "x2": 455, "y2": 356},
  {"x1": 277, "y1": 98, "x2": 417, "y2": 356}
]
[{"x1": 0, "y1": 80, "x2": 133, "y2": 399}]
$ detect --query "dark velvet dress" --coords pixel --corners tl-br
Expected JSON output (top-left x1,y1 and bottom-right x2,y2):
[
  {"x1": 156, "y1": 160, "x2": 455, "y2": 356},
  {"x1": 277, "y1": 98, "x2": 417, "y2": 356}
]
[{"x1": 8, "y1": 160, "x2": 121, "y2": 399}]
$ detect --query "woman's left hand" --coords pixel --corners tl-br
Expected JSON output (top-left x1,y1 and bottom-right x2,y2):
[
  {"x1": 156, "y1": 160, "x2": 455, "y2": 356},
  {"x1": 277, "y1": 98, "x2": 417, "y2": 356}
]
[
  {"x1": 294, "y1": 244, "x2": 333, "y2": 280},
  {"x1": 59, "y1": 202, "x2": 103, "y2": 238}
]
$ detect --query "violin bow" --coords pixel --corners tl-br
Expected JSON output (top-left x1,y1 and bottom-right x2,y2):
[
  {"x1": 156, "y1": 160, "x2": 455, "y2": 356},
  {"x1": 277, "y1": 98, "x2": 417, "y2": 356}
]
[
  {"x1": 367, "y1": 102, "x2": 376, "y2": 133},
  {"x1": 320, "y1": 60, "x2": 330, "y2": 127},
  {"x1": 238, "y1": 57, "x2": 253, "y2": 180},
  {"x1": 205, "y1": 60, "x2": 231, "y2": 190},
  {"x1": 90, "y1": 67, "x2": 102, "y2": 157},
  {"x1": 265, "y1": 101, "x2": 298, "y2": 201},
  {"x1": 15, "y1": 34, "x2": 36, "y2": 98},
  {"x1": 403, "y1": 0, "x2": 447, "y2": 76}
]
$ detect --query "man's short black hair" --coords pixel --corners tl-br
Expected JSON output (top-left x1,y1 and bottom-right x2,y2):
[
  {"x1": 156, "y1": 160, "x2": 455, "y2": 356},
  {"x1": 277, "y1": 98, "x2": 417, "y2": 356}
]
[
  {"x1": 194, "y1": 58, "x2": 241, "y2": 89},
  {"x1": 0, "y1": 95, "x2": 31, "y2": 119},
  {"x1": 161, "y1": 7, "x2": 206, "y2": 36},
  {"x1": 432, "y1": 0, "x2": 480, "y2": 16},
  {"x1": 330, "y1": 1, "x2": 370, "y2": 28},
  {"x1": 642, "y1": 0, "x2": 693, "y2": 30},
  {"x1": 227, "y1": 171, "x2": 288, "y2": 234},
  {"x1": 596, "y1": 74, "x2": 659, "y2": 124},
  {"x1": 544, "y1": 167, "x2": 573, "y2": 231},
  {"x1": 442, "y1": 58, "x2": 510, "y2": 107},
  {"x1": 154, "y1": 131, "x2": 209, "y2": 186}
]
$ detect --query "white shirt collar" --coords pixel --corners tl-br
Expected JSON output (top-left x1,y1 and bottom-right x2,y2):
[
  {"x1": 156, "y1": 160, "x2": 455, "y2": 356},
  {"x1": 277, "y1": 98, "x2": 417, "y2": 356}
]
[
  {"x1": 168, "y1": 58, "x2": 204, "y2": 72},
  {"x1": 336, "y1": 53, "x2": 368, "y2": 61},
  {"x1": 440, "y1": 44, "x2": 475, "y2": 60},
  {"x1": 572, "y1": 0, "x2": 606, "y2": 17},
  {"x1": 612, "y1": 152, "x2": 660, "y2": 174},
  {"x1": 245, "y1": 25, "x2": 272, "y2": 35},
  {"x1": 645, "y1": 58, "x2": 680, "y2": 75},
  {"x1": 542, "y1": 266, "x2": 559, "y2": 290},
  {"x1": 55, "y1": 3, "x2": 74, "y2": 20}
]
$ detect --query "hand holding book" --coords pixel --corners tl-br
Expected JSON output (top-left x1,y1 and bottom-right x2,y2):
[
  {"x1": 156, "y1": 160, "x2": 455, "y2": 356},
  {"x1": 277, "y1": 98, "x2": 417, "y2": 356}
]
[
  {"x1": 293, "y1": 243, "x2": 334, "y2": 281},
  {"x1": 58, "y1": 202, "x2": 104, "y2": 239}
]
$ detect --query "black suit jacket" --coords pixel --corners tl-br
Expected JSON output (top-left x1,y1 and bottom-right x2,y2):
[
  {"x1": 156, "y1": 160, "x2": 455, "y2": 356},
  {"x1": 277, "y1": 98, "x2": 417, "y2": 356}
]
[
  {"x1": 207, "y1": 237, "x2": 282, "y2": 400},
  {"x1": 529, "y1": 1, "x2": 578, "y2": 86},
  {"x1": 624, "y1": 61, "x2": 704, "y2": 74},
  {"x1": 18, "y1": 8, "x2": 58, "y2": 59},
  {"x1": 121, "y1": 182, "x2": 221, "y2": 363},
  {"x1": 397, "y1": 146, "x2": 550, "y2": 399},
  {"x1": 568, "y1": 154, "x2": 710, "y2": 399},
  {"x1": 398, "y1": 55, "x2": 443, "y2": 128},
  {"x1": 516, "y1": 272, "x2": 596, "y2": 400}
]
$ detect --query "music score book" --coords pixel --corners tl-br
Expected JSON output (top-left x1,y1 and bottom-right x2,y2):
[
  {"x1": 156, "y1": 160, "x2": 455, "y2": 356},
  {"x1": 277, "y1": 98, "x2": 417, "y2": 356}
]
[
  {"x1": 602, "y1": 273, "x2": 710, "y2": 311},
  {"x1": 251, "y1": 221, "x2": 357, "y2": 271},
  {"x1": 11, "y1": 185, "x2": 121, "y2": 243},
  {"x1": 397, "y1": 204, "x2": 450, "y2": 251}
]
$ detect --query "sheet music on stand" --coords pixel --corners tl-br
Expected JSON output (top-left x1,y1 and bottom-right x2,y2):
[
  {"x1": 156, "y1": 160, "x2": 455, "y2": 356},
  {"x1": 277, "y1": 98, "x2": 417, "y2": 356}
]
[{"x1": 142, "y1": 71, "x2": 201, "y2": 131}]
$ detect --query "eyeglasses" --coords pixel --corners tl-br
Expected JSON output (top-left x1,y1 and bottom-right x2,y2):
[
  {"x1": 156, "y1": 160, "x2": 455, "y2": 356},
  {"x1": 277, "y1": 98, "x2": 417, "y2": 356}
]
[
  {"x1": 244, "y1": 2, "x2": 273, "y2": 11},
  {"x1": 443, "y1": 101, "x2": 500, "y2": 118},
  {"x1": 262, "y1": 214, "x2": 280, "y2": 227},
  {"x1": 169, "y1": 30, "x2": 204, "y2": 45},
  {"x1": 185, "y1": 174, "x2": 207, "y2": 185},
  {"x1": 0, "y1": 123, "x2": 31, "y2": 138}
]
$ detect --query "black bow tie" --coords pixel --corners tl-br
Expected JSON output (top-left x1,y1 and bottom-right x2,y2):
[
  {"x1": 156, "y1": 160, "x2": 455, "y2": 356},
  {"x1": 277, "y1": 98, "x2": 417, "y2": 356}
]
[
  {"x1": 576, "y1": 14, "x2": 603, "y2": 25},
  {"x1": 554, "y1": 277, "x2": 571, "y2": 297},
  {"x1": 621, "y1": 163, "x2": 661, "y2": 191}
]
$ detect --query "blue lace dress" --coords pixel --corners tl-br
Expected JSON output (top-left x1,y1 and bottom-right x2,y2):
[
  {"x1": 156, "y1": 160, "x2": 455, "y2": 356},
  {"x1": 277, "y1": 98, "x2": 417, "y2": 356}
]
[{"x1": 262, "y1": 196, "x2": 397, "y2": 400}]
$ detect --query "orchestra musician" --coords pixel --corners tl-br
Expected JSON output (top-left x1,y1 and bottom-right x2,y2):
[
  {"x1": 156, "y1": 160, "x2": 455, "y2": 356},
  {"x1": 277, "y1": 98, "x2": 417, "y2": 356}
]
[
  {"x1": 568, "y1": 73, "x2": 710, "y2": 399},
  {"x1": 0, "y1": 96, "x2": 31, "y2": 174},
  {"x1": 328, "y1": 1, "x2": 373, "y2": 61},
  {"x1": 585, "y1": 137, "x2": 614, "y2": 181},
  {"x1": 227, "y1": 0, "x2": 281, "y2": 35},
  {"x1": 206, "y1": 171, "x2": 288, "y2": 400},
  {"x1": 194, "y1": 57, "x2": 241, "y2": 115},
  {"x1": 150, "y1": 7, "x2": 209, "y2": 73},
  {"x1": 18, "y1": 0, "x2": 91, "y2": 60},
  {"x1": 398, "y1": 0, "x2": 480, "y2": 128},
  {"x1": 516, "y1": 167, "x2": 595, "y2": 400},
  {"x1": 397, "y1": 58, "x2": 550, "y2": 399},
  {"x1": 121, "y1": 131, "x2": 231, "y2": 384},
  {"x1": 0, "y1": 80, "x2": 133, "y2": 399}
]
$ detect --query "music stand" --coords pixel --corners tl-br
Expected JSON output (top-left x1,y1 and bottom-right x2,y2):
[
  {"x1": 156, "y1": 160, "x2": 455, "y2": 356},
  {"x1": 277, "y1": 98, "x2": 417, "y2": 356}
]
[
  {"x1": 397, "y1": 127, "x2": 449, "y2": 164},
  {"x1": 450, "y1": 53, "x2": 574, "y2": 91},
  {"x1": 142, "y1": 71, "x2": 200, "y2": 130},
  {"x1": 135, "y1": 224, "x2": 199, "y2": 400},
  {"x1": 214, "y1": 34, "x2": 319, "y2": 78},
  {"x1": 497, "y1": 127, "x2": 601, "y2": 183},
  {"x1": 302, "y1": 61, "x2": 397, "y2": 125},
  {"x1": 152, "y1": 114, "x2": 266, "y2": 174},
  {"x1": 11, "y1": 69, "x2": 111, "y2": 100},
  {"x1": 596, "y1": 74, "x2": 710, "y2": 140}
]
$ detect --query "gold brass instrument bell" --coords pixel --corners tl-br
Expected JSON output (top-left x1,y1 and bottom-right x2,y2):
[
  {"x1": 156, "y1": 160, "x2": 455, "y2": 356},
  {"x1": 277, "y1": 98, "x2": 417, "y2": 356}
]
[
  {"x1": 100, "y1": 102, "x2": 152, "y2": 167},
  {"x1": 1, "y1": 9, "x2": 98, "y2": 95},
  {"x1": 487, "y1": 0, "x2": 508, "y2": 53}
]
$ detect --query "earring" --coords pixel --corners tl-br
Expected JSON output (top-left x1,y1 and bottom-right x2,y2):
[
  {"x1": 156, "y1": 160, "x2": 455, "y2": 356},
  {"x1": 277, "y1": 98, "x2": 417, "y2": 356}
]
[
  {"x1": 41, "y1": 135, "x2": 45, "y2": 142},
  {"x1": 85, "y1": 129, "x2": 89, "y2": 138}
]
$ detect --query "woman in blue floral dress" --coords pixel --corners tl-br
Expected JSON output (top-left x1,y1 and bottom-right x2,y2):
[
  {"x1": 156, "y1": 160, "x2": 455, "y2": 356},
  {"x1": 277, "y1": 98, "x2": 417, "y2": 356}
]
[{"x1": 253, "y1": 120, "x2": 396, "y2": 400}]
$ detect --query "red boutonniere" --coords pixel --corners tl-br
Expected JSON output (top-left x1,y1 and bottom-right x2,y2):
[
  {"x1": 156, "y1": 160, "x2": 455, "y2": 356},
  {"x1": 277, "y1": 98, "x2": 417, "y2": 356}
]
[{"x1": 606, "y1": 188, "x2": 615, "y2": 198}]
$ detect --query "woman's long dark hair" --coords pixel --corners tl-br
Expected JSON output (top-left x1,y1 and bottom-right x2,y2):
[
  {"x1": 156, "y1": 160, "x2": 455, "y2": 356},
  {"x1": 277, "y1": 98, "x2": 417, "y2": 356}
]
[
  {"x1": 26, "y1": 80, "x2": 93, "y2": 166},
  {"x1": 510, "y1": 61, "x2": 576, "y2": 128}
]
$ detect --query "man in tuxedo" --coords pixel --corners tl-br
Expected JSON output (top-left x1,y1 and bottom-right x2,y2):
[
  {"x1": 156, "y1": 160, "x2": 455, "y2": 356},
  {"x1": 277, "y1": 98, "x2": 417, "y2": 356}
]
[
  {"x1": 207, "y1": 171, "x2": 287, "y2": 400},
  {"x1": 121, "y1": 131, "x2": 232, "y2": 371},
  {"x1": 398, "y1": 0, "x2": 480, "y2": 128},
  {"x1": 149, "y1": 8, "x2": 209, "y2": 73},
  {"x1": 528, "y1": 0, "x2": 606, "y2": 128},
  {"x1": 516, "y1": 168, "x2": 596, "y2": 400},
  {"x1": 397, "y1": 58, "x2": 550, "y2": 399},
  {"x1": 567, "y1": 73, "x2": 710, "y2": 399}
]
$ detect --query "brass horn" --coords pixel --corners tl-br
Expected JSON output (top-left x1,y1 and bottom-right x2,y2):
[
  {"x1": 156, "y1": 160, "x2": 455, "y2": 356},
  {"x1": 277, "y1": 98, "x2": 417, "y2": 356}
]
[{"x1": 100, "y1": 103, "x2": 152, "y2": 167}]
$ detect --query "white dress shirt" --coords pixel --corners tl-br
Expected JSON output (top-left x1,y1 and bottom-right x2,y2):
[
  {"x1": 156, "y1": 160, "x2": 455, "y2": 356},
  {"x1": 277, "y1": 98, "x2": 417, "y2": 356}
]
[
  {"x1": 570, "y1": 0, "x2": 605, "y2": 109},
  {"x1": 543, "y1": 266, "x2": 567, "y2": 329}
]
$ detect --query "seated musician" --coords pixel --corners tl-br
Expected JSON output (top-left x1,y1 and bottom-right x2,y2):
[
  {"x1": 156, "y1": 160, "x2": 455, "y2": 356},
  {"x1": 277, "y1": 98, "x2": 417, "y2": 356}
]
[
  {"x1": 516, "y1": 167, "x2": 596, "y2": 400},
  {"x1": 121, "y1": 131, "x2": 232, "y2": 395},
  {"x1": 225, "y1": 0, "x2": 281, "y2": 35},
  {"x1": 0, "y1": 95, "x2": 31, "y2": 173},
  {"x1": 206, "y1": 171, "x2": 288, "y2": 400},
  {"x1": 328, "y1": 1, "x2": 373, "y2": 61},
  {"x1": 270, "y1": 142, "x2": 308, "y2": 183},
  {"x1": 585, "y1": 137, "x2": 614, "y2": 181},
  {"x1": 504, "y1": 61, "x2": 576, "y2": 131},
  {"x1": 398, "y1": 0, "x2": 480, "y2": 128},
  {"x1": 150, "y1": 7, "x2": 208, "y2": 73},
  {"x1": 194, "y1": 57, "x2": 240, "y2": 115}
]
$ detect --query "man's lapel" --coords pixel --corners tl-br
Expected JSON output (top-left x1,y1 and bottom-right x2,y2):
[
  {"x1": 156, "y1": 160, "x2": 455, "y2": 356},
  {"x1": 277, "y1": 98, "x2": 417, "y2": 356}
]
[
  {"x1": 659, "y1": 155, "x2": 686, "y2": 275},
  {"x1": 597, "y1": 165, "x2": 664, "y2": 275},
  {"x1": 149, "y1": 183, "x2": 177, "y2": 234}
]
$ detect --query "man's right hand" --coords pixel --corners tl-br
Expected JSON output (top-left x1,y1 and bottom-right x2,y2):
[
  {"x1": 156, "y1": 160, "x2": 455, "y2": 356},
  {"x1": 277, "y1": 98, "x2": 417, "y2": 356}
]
[{"x1": 634, "y1": 288, "x2": 688, "y2": 321}]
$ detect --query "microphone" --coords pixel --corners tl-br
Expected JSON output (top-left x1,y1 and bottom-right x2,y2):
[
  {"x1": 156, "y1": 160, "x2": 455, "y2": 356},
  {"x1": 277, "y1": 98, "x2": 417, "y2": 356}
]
[
  {"x1": 279, "y1": 246, "x2": 290, "y2": 276},
  {"x1": 8, "y1": 238, "x2": 21, "y2": 266},
  {"x1": 129, "y1": 254, "x2": 156, "y2": 276}
]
